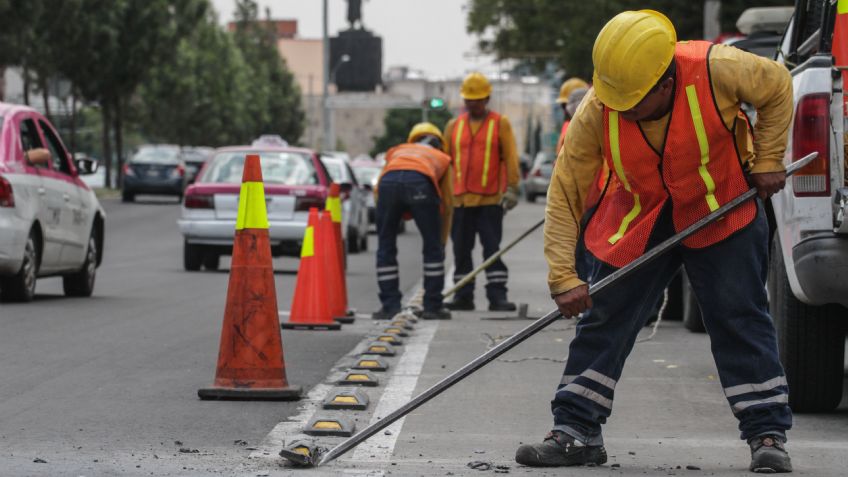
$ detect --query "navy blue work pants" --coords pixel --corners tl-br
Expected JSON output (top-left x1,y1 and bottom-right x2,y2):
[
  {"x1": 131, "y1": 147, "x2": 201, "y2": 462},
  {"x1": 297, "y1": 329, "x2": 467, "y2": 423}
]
[
  {"x1": 552, "y1": 202, "x2": 792, "y2": 445},
  {"x1": 375, "y1": 170, "x2": 445, "y2": 312},
  {"x1": 451, "y1": 205, "x2": 509, "y2": 302}
]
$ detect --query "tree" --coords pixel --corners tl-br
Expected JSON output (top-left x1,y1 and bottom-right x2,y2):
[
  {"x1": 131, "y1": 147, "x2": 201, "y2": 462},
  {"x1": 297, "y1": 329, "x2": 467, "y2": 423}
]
[
  {"x1": 231, "y1": 0, "x2": 305, "y2": 144},
  {"x1": 136, "y1": 11, "x2": 251, "y2": 147},
  {"x1": 370, "y1": 108, "x2": 453, "y2": 156},
  {"x1": 467, "y1": 0, "x2": 791, "y2": 79}
]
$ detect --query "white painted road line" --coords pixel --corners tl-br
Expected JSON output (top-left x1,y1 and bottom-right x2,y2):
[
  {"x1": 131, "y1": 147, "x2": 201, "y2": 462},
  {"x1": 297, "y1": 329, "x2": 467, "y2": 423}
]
[
  {"x1": 249, "y1": 339, "x2": 371, "y2": 460},
  {"x1": 345, "y1": 320, "x2": 439, "y2": 464}
]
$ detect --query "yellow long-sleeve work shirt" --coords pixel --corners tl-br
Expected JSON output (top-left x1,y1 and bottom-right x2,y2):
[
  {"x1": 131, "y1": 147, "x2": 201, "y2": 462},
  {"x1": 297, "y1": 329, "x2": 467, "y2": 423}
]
[
  {"x1": 444, "y1": 114, "x2": 521, "y2": 207},
  {"x1": 545, "y1": 43, "x2": 794, "y2": 295}
]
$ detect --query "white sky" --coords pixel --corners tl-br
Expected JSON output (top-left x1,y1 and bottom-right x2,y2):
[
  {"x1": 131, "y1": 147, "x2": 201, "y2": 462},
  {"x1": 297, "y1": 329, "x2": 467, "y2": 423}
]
[{"x1": 208, "y1": 0, "x2": 496, "y2": 79}]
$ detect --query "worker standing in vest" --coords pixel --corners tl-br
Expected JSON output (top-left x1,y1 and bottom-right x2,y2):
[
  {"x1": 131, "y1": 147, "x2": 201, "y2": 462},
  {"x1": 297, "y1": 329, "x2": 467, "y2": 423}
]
[
  {"x1": 444, "y1": 72, "x2": 521, "y2": 312},
  {"x1": 516, "y1": 11, "x2": 794, "y2": 473},
  {"x1": 555, "y1": 77, "x2": 589, "y2": 154},
  {"x1": 372, "y1": 123, "x2": 453, "y2": 321}
]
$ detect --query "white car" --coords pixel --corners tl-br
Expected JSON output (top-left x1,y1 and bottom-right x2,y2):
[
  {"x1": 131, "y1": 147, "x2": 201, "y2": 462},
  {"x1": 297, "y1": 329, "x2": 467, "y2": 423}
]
[
  {"x1": 320, "y1": 155, "x2": 370, "y2": 253},
  {"x1": 0, "y1": 103, "x2": 105, "y2": 302}
]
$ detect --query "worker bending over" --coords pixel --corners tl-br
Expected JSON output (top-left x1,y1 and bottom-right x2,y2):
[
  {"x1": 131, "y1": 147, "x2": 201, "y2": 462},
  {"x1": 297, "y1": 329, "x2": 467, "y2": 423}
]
[
  {"x1": 516, "y1": 10, "x2": 794, "y2": 474},
  {"x1": 372, "y1": 123, "x2": 453, "y2": 321},
  {"x1": 444, "y1": 72, "x2": 521, "y2": 312}
]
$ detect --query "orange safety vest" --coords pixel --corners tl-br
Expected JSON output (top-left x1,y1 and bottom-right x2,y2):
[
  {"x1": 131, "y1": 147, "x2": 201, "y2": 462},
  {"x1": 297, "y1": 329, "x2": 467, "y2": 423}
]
[
  {"x1": 584, "y1": 41, "x2": 756, "y2": 268},
  {"x1": 380, "y1": 143, "x2": 451, "y2": 197},
  {"x1": 449, "y1": 111, "x2": 506, "y2": 195}
]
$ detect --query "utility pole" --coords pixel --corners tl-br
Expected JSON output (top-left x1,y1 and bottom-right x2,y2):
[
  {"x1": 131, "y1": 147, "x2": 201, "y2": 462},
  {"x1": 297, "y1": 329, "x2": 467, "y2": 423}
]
[{"x1": 322, "y1": 0, "x2": 332, "y2": 151}]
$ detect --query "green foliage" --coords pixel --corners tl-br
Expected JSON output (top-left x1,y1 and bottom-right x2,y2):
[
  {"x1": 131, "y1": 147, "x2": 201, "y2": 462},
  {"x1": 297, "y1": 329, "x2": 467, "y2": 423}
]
[
  {"x1": 230, "y1": 0, "x2": 305, "y2": 144},
  {"x1": 371, "y1": 108, "x2": 453, "y2": 156},
  {"x1": 136, "y1": 11, "x2": 252, "y2": 146},
  {"x1": 467, "y1": 0, "x2": 791, "y2": 79}
]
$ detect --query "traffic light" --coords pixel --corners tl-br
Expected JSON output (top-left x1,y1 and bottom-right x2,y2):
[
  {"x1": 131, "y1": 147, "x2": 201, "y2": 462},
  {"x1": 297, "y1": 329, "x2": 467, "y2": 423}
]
[{"x1": 428, "y1": 97, "x2": 446, "y2": 110}]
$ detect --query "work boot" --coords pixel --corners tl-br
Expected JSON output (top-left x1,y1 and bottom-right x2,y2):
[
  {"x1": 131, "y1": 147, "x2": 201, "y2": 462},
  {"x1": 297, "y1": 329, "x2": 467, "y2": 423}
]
[
  {"x1": 371, "y1": 308, "x2": 399, "y2": 320},
  {"x1": 445, "y1": 297, "x2": 474, "y2": 311},
  {"x1": 488, "y1": 299, "x2": 516, "y2": 312},
  {"x1": 748, "y1": 434, "x2": 792, "y2": 473},
  {"x1": 515, "y1": 431, "x2": 607, "y2": 467},
  {"x1": 422, "y1": 308, "x2": 452, "y2": 320}
]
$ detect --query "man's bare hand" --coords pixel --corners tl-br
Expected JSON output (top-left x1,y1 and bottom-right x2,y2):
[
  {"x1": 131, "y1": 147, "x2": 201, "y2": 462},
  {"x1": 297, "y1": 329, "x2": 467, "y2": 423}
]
[
  {"x1": 553, "y1": 285, "x2": 592, "y2": 318},
  {"x1": 749, "y1": 171, "x2": 786, "y2": 200}
]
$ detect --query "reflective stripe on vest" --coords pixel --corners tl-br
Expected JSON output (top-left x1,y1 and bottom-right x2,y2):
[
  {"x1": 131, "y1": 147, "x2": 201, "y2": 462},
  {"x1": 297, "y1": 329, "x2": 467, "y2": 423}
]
[
  {"x1": 454, "y1": 118, "x2": 465, "y2": 182},
  {"x1": 607, "y1": 111, "x2": 642, "y2": 245},
  {"x1": 481, "y1": 119, "x2": 497, "y2": 188},
  {"x1": 685, "y1": 84, "x2": 721, "y2": 212}
]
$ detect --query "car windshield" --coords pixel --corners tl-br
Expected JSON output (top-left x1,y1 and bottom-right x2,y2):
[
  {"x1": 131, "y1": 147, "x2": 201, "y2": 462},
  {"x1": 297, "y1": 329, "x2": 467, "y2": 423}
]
[
  {"x1": 181, "y1": 149, "x2": 208, "y2": 163},
  {"x1": 202, "y1": 151, "x2": 318, "y2": 185},
  {"x1": 132, "y1": 147, "x2": 180, "y2": 164},
  {"x1": 353, "y1": 167, "x2": 381, "y2": 185},
  {"x1": 323, "y1": 160, "x2": 345, "y2": 183}
]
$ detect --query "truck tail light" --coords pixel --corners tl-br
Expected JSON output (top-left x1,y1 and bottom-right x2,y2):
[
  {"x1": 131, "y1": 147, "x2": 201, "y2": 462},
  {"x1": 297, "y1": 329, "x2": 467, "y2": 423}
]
[
  {"x1": 295, "y1": 196, "x2": 325, "y2": 211},
  {"x1": 792, "y1": 93, "x2": 831, "y2": 197},
  {"x1": 184, "y1": 192, "x2": 214, "y2": 209},
  {"x1": 0, "y1": 175, "x2": 14, "y2": 207}
]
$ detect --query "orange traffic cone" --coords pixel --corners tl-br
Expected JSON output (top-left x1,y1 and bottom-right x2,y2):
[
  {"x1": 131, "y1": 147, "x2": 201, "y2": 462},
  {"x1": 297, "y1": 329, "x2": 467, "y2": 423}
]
[
  {"x1": 326, "y1": 183, "x2": 354, "y2": 323},
  {"x1": 282, "y1": 208, "x2": 342, "y2": 330},
  {"x1": 198, "y1": 154, "x2": 302, "y2": 401},
  {"x1": 319, "y1": 210, "x2": 348, "y2": 321}
]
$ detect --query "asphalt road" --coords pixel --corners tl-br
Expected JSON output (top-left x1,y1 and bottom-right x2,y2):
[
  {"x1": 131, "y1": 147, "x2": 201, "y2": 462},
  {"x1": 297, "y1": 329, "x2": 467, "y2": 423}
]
[{"x1": 0, "y1": 196, "x2": 423, "y2": 475}]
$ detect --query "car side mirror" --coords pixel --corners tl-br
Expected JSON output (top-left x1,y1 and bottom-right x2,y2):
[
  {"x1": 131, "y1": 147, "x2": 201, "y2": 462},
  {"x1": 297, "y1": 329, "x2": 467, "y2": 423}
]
[
  {"x1": 25, "y1": 148, "x2": 52, "y2": 167},
  {"x1": 75, "y1": 157, "x2": 99, "y2": 175}
]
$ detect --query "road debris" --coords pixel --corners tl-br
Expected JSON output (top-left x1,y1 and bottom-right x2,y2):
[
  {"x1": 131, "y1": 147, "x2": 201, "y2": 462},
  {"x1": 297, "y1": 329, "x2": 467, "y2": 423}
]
[{"x1": 467, "y1": 460, "x2": 492, "y2": 470}]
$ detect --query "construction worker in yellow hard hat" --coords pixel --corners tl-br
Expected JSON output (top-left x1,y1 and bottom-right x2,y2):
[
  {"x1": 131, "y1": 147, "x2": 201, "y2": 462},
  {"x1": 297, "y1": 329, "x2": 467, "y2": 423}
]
[
  {"x1": 443, "y1": 72, "x2": 521, "y2": 312},
  {"x1": 555, "y1": 77, "x2": 589, "y2": 153},
  {"x1": 517, "y1": 10, "x2": 794, "y2": 472},
  {"x1": 371, "y1": 123, "x2": 454, "y2": 320}
]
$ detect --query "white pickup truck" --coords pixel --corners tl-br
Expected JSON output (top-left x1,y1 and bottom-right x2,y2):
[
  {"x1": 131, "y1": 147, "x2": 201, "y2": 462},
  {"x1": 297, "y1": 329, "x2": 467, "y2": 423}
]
[{"x1": 768, "y1": 0, "x2": 847, "y2": 412}]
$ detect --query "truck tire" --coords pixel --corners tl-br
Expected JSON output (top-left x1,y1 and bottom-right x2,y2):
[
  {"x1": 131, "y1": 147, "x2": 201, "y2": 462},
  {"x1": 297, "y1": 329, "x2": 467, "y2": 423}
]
[
  {"x1": 682, "y1": 272, "x2": 706, "y2": 332},
  {"x1": 0, "y1": 233, "x2": 38, "y2": 302},
  {"x1": 663, "y1": 269, "x2": 684, "y2": 321},
  {"x1": 768, "y1": 237, "x2": 845, "y2": 412},
  {"x1": 63, "y1": 234, "x2": 98, "y2": 297},
  {"x1": 184, "y1": 241, "x2": 203, "y2": 271}
]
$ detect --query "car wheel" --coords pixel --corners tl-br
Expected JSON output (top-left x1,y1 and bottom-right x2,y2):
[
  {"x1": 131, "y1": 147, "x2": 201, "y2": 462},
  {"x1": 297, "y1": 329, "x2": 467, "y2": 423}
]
[
  {"x1": 526, "y1": 191, "x2": 537, "y2": 203},
  {"x1": 203, "y1": 253, "x2": 220, "y2": 271},
  {"x1": 768, "y1": 237, "x2": 845, "y2": 412},
  {"x1": 681, "y1": 272, "x2": 705, "y2": 332},
  {"x1": 63, "y1": 234, "x2": 97, "y2": 297},
  {"x1": 0, "y1": 232, "x2": 38, "y2": 302},
  {"x1": 184, "y1": 241, "x2": 203, "y2": 271},
  {"x1": 347, "y1": 227, "x2": 361, "y2": 254},
  {"x1": 122, "y1": 191, "x2": 134, "y2": 203}
]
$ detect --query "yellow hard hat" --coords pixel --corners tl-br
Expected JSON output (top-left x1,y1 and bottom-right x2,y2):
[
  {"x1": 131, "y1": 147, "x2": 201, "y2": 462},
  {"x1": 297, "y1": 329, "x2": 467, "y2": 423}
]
[
  {"x1": 407, "y1": 122, "x2": 445, "y2": 145},
  {"x1": 592, "y1": 10, "x2": 677, "y2": 111},
  {"x1": 460, "y1": 72, "x2": 492, "y2": 100},
  {"x1": 556, "y1": 78, "x2": 589, "y2": 104}
]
